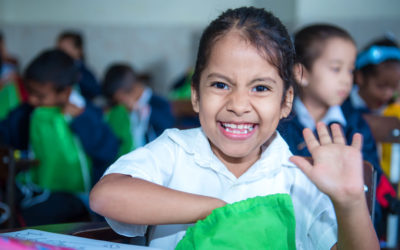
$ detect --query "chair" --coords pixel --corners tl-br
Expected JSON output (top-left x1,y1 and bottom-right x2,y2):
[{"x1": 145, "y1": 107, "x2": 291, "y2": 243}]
[
  {"x1": 0, "y1": 146, "x2": 39, "y2": 228},
  {"x1": 0, "y1": 146, "x2": 16, "y2": 228},
  {"x1": 363, "y1": 161, "x2": 377, "y2": 221}
]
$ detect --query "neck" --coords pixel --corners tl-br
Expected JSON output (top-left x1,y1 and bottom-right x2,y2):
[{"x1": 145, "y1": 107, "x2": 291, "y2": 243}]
[
  {"x1": 358, "y1": 88, "x2": 379, "y2": 111},
  {"x1": 212, "y1": 133, "x2": 276, "y2": 178},
  {"x1": 301, "y1": 96, "x2": 329, "y2": 123}
]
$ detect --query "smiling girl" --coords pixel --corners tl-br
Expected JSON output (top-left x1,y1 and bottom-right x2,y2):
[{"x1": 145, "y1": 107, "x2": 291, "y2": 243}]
[{"x1": 90, "y1": 7, "x2": 378, "y2": 250}]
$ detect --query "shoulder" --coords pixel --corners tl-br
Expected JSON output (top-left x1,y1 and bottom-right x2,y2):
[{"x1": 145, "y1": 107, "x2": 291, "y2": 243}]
[{"x1": 153, "y1": 127, "x2": 205, "y2": 153}]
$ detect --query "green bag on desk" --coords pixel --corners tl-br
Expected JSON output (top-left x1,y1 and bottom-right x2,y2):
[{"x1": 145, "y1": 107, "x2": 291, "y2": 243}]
[
  {"x1": 176, "y1": 194, "x2": 296, "y2": 250},
  {"x1": 105, "y1": 105, "x2": 134, "y2": 156},
  {"x1": 28, "y1": 107, "x2": 91, "y2": 193},
  {"x1": 0, "y1": 82, "x2": 21, "y2": 120}
]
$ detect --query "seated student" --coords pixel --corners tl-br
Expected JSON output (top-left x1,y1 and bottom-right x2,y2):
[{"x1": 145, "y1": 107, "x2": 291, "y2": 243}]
[
  {"x1": 90, "y1": 7, "x2": 379, "y2": 249},
  {"x1": 343, "y1": 37, "x2": 400, "y2": 115},
  {"x1": 277, "y1": 24, "x2": 396, "y2": 237},
  {"x1": 57, "y1": 31, "x2": 101, "y2": 101},
  {"x1": 102, "y1": 63, "x2": 175, "y2": 154},
  {"x1": 0, "y1": 49, "x2": 119, "y2": 226}
]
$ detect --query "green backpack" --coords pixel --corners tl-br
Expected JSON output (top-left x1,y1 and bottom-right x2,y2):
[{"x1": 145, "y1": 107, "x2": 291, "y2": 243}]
[
  {"x1": 27, "y1": 106, "x2": 91, "y2": 193},
  {"x1": 105, "y1": 105, "x2": 134, "y2": 156},
  {"x1": 176, "y1": 194, "x2": 296, "y2": 250},
  {"x1": 0, "y1": 82, "x2": 21, "y2": 120}
]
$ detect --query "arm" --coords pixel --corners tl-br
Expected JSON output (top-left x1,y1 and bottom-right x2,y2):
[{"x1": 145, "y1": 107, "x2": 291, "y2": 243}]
[
  {"x1": 89, "y1": 174, "x2": 226, "y2": 225},
  {"x1": 290, "y1": 122, "x2": 379, "y2": 250}
]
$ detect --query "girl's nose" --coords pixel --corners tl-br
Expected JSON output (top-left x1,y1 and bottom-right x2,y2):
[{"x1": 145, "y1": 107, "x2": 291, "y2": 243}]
[{"x1": 226, "y1": 90, "x2": 251, "y2": 116}]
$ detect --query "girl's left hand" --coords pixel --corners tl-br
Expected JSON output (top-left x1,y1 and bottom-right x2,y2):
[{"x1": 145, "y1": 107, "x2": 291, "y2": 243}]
[{"x1": 290, "y1": 122, "x2": 365, "y2": 206}]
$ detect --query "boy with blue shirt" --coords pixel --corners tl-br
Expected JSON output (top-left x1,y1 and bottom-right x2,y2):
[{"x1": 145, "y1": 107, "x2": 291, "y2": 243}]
[{"x1": 0, "y1": 49, "x2": 119, "y2": 225}]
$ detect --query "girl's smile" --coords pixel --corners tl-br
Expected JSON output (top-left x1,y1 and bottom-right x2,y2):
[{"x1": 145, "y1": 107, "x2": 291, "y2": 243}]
[{"x1": 219, "y1": 122, "x2": 257, "y2": 139}]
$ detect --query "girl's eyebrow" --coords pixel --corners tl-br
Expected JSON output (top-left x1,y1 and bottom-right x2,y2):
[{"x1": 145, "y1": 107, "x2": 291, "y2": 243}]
[
  {"x1": 206, "y1": 73, "x2": 233, "y2": 83},
  {"x1": 207, "y1": 73, "x2": 277, "y2": 85},
  {"x1": 250, "y1": 77, "x2": 277, "y2": 85}
]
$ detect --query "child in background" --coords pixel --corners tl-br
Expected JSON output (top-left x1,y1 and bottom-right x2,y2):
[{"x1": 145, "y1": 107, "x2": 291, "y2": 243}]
[
  {"x1": 90, "y1": 7, "x2": 378, "y2": 249},
  {"x1": 102, "y1": 63, "x2": 175, "y2": 154},
  {"x1": 342, "y1": 38, "x2": 400, "y2": 175},
  {"x1": 343, "y1": 38, "x2": 400, "y2": 115},
  {"x1": 57, "y1": 31, "x2": 101, "y2": 101},
  {"x1": 0, "y1": 49, "x2": 119, "y2": 226}
]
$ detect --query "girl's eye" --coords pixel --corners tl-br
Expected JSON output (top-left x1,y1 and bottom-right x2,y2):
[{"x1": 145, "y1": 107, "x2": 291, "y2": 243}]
[
  {"x1": 211, "y1": 82, "x2": 228, "y2": 90},
  {"x1": 252, "y1": 85, "x2": 269, "y2": 92}
]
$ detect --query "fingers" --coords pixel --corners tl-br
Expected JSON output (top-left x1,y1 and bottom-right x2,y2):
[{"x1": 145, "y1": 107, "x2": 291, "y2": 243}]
[
  {"x1": 351, "y1": 133, "x2": 363, "y2": 151},
  {"x1": 302, "y1": 127, "x2": 319, "y2": 152},
  {"x1": 289, "y1": 156, "x2": 313, "y2": 177},
  {"x1": 330, "y1": 123, "x2": 346, "y2": 144},
  {"x1": 316, "y1": 122, "x2": 332, "y2": 145}
]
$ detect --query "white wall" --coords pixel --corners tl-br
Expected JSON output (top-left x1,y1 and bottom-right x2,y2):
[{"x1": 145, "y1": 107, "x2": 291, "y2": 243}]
[
  {"x1": 1, "y1": 0, "x2": 399, "y2": 95},
  {"x1": 295, "y1": 0, "x2": 400, "y2": 48}
]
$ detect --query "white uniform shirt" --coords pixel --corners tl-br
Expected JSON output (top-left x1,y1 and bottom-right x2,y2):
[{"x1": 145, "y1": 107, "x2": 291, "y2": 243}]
[{"x1": 104, "y1": 128, "x2": 337, "y2": 250}]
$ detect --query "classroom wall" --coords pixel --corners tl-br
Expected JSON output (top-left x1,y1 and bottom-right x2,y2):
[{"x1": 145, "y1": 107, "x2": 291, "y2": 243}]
[
  {"x1": 0, "y1": 0, "x2": 399, "y2": 96},
  {"x1": 295, "y1": 0, "x2": 400, "y2": 49}
]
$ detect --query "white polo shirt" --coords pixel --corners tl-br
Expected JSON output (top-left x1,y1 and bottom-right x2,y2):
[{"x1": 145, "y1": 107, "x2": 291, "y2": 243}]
[{"x1": 103, "y1": 128, "x2": 337, "y2": 250}]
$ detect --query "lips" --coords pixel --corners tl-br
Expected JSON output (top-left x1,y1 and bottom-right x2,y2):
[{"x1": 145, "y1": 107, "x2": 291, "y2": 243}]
[{"x1": 219, "y1": 122, "x2": 256, "y2": 139}]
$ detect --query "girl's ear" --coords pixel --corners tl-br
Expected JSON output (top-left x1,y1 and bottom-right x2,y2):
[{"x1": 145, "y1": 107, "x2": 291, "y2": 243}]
[
  {"x1": 280, "y1": 86, "x2": 294, "y2": 119},
  {"x1": 293, "y1": 63, "x2": 309, "y2": 87},
  {"x1": 191, "y1": 85, "x2": 200, "y2": 113}
]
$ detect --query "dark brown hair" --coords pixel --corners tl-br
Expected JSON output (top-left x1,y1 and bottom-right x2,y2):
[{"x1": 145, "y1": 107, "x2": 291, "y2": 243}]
[{"x1": 192, "y1": 7, "x2": 296, "y2": 99}]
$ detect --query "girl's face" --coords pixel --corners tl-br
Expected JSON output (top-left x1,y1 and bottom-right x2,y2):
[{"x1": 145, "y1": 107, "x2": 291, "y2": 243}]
[
  {"x1": 191, "y1": 31, "x2": 293, "y2": 171},
  {"x1": 356, "y1": 61, "x2": 400, "y2": 110},
  {"x1": 300, "y1": 38, "x2": 356, "y2": 109}
]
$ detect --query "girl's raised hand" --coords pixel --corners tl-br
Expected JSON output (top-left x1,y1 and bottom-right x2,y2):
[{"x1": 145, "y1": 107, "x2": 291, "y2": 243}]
[{"x1": 289, "y1": 122, "x2": 365, "y2": 206}]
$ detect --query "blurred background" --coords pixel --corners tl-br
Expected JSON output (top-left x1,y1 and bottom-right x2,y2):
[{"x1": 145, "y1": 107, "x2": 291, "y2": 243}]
[{"x1": 0, "y1": 0, "x2": 399, "y2": 96}]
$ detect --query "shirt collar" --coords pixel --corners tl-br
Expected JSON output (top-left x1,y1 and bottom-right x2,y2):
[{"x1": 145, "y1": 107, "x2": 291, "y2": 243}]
[
  {"x1": 349, "y1": 86, "x2": 368, "y2": 110},
  {"x1": 294, "y1": 97, "x2": 347, "y2": 130},
  {"x1": 167, "y1": 128, "x2": 295, "y2": 182}
]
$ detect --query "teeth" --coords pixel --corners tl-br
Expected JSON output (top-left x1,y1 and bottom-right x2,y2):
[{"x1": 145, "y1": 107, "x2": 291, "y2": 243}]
[{"x1": 221, "y1": 123, "x2": 255, "y2": 134}]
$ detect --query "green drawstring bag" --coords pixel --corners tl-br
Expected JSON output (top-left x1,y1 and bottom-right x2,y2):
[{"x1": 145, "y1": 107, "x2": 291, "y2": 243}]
[
  {"x1": 0, "y1": 82, "x2": 21, "y2": 120},
  {"x1": 176, "y1": 194, "x2": 296, "y2": 250},
  {"x1": 105, "y1": 105, "x2": 134, "y2": 156},
  {"x1": 28, "y1": 106, "x2": 91, "y2": 193}
]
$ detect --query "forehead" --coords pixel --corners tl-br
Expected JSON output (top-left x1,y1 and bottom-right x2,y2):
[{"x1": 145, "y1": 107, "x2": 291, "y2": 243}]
[
  {"x1": 26, "y1": 81, "x2": 57, "y2": 94},
  {"x1": 204, "y1": 31, "x2": 282, "y2": 81},
  {"x1": 319, "y1": 38, "x2": 356, "y2": 60}
]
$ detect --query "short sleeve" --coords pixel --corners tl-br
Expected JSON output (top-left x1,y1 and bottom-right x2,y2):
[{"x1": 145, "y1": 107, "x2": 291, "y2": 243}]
[{"x1": 103, "y1": 131, "x2": 177, "y2": 185}]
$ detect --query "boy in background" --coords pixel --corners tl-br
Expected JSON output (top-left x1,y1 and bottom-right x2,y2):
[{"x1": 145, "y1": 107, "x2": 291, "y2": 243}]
[
  {"x1": 102, "y1": 63, "x2": 175, "y2": 155},
  {"x1": 0, "y1": 49, "x2": 119, "y2": 226}
]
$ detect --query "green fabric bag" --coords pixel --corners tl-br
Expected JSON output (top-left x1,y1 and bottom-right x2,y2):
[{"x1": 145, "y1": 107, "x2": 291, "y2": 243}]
[
  {"x1": 105, "y1": 105, "x2": 134, "y2": 156},
  {"x1": 0, "y1": 82, "x2": 21, "y2": 120},
  {"x1": 176, "y1": 194, "x2": 296, "y2": 250},
  {"x1": 28, "y1": 106, "x2": 91, "y2": 193}
]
